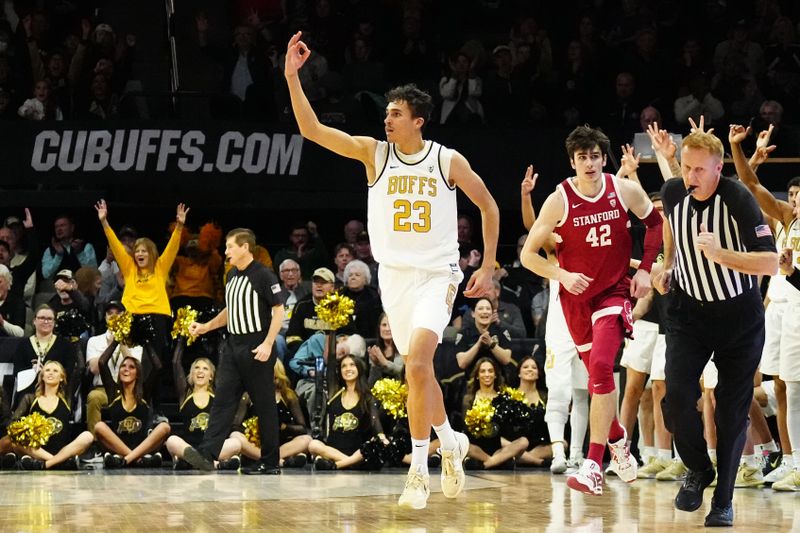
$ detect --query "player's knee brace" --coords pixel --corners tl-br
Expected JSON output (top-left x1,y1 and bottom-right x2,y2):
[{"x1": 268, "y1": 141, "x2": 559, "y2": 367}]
[{"x1": 587, "y1": 316, "x2": 623, "y2": 394}]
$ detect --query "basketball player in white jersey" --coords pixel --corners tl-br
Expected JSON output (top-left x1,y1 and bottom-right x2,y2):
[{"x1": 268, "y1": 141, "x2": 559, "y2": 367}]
[
  {"x1": 284, "y1": 32, "x2": 500, "y2": 509},
  {"x1": 730, "y1": 125, "x2": 800, "y2": 490},
  {"x1": 520, "y1": 166, "x2": 590, "y2": 474}
]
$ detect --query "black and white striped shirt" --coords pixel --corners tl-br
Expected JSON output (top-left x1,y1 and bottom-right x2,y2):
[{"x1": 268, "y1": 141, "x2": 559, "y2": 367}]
[
  {"x1": 661, "y1": 177, "x2": 776, "y2": 302},
  {"x1": 225, "y1": 262, "x2": 282, "y2": 335}
]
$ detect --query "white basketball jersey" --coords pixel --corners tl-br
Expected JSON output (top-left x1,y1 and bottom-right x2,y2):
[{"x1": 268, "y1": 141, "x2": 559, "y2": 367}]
[
  {"x1": 767, "y1": 218, "x2": 800, "y2": 303},
  {"x1": 368, "y1": 140, "x2": 459, "y2": 269}
]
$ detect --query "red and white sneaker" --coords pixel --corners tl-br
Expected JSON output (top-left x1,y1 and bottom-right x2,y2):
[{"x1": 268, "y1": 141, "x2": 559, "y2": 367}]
[
  {"x1": 607, "y1": 433, "x2": 638, "y2": 482},
  {"x1": 567, "y1": 459, "x2": 604, "y2": 495}
]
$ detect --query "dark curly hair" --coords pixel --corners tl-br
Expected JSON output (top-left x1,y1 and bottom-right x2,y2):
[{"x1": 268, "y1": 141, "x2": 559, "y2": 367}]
[{"x1": 384, "y1": 84, "x2": 434, "y2": 125}]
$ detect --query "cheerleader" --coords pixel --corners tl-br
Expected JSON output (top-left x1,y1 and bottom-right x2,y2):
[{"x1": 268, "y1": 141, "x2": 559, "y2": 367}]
[
  {"x1": 231, "y1": 360, "x2": 311, "y2": 467},
  {"x1": 308, "y1": 355, "x2": 388, "y2": 470},
  {"x1": 463, "y1": 357, "x2": 529, "y2": 469},
  {"x1": 165, "y1": 349, "x2": 241, "y2": 470},
  {"x1": 95, "y1": 200, "x2": 188, "y2": 405},
  {"x1": 516, "y1": 356, "x2": 553, "y2": 466},
  {"x1": 93, "y1": 339, "x2": 170, "y2": 468},
  {"x1": 10, "y1": 361, "x2": 93, "y2": 469}
]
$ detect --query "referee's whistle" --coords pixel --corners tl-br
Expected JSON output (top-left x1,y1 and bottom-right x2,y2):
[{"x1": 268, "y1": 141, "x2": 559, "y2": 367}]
[{"x1": 686, "y1": 185, "x2": 697, "y2": 195}]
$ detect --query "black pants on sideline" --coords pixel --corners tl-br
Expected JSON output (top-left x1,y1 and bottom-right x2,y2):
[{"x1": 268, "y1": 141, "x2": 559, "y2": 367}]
[
  {"x1": 199, "y1": 333, "x2": 279, "y2": 467},
  {"x1": 662, "y1": 287, "x2": 764, "y2": 506}
]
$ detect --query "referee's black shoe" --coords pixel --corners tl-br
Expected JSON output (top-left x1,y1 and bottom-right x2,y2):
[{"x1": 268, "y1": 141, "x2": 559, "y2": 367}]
[
  {"x1": 242, "y1": 461, "x2": 280, "y2": 475},
  {"x1": 183, "y1": 446, "x2": 215, "y2": 471},
  {"x1": 704, "y1": 499, "x2": 734, "y2": 527},
  {"x1": 674, "y1": 466, "x2": 715, "y2": 512}
]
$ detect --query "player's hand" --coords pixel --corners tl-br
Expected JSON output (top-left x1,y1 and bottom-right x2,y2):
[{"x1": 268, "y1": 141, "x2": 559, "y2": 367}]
[
  {"x1": 521, "y1": 165, "x2": 538, "y2": 196},
  {"x1": 252, "y1": 340, "x2": 274, "y2": 362},
  {"x1": 463, "y1": 266, "x2": 493, "y2": 298},
  {"x1": 727, "y1": 124, "x2": 750, "y2": 146},
  {"x1": 755, "y1": 124, "x2": 774, "y2": 149},
  {"x1": 630, "y1": 269, "x2": 652, "y2": 299},
  {"x1": 779, "y1": 247, "x2": 795, "y2": 276},
  {"x1": 285, "y1": 31, "x2": 311, "y2": 77},
  {"x1": 695, "y1": 223, "x2": 720, "y2": 262},
  {"x1": 652, "y1": 267, "x2": 672, "y2": 295},
  {"x1": 619, "y1": 143, "x2": 640, "y2": 176},
  {"x1": 646, "y1": 123, "x2": 677, "y2": 160},
  {"x1": 558, "y1": 270, "x2": 592, "y2": 295}
]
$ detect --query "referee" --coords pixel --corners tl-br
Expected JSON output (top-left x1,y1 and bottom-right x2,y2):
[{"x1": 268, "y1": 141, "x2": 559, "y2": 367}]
[
  {"x1": 655, "y1": 129, "x2": 778, "y2": 527},
  {"x1": 184, "y1": 228, "x2": 284, "y2": 474}
]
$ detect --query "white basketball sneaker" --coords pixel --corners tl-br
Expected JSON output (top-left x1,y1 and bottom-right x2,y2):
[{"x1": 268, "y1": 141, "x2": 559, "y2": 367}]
[
  {"x1": 398, "y1": 465, "x2": 430, "y2": 509},
  {"x1": 607, "y1": 432, "x2": 638, "y2": 482},
  {"x1": 439, "y1": 431, "x2": 469, "y2": 498}
]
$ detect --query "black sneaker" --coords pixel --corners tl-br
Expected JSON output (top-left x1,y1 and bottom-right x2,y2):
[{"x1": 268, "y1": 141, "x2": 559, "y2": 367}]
[
  {"x1": 139, "y1": 453, "x2": 163, "y2": 468},
  {"x1": 173, "y1": 458, "x2": 192, "y2": 470},
  {"x1": 674, "y1": 466, "x2": 716, "y2": 512},
  {"x1": 242, "y1": 461, "x2": 281, "y2": 475},
  {"x1": 1, "y1": 452, "x2": 17, "y2": 469},
  {"x1": 20, "y1": 455, "x2": 45, "y2": 470},
  {"x1": 283, "y1": 454, "x2": 307, "y2": 469},
  {"x1": 103, "y1": 453, "x2": 126, "y2": 469},
  {"x1": 704, "y1": 499, "x2": 734, "y2": 527},
  {"x1": 53, "y1": 456, "x2": 80, "y2": 471},
  {"x1": 313, "y1": 457, "x2": 336, "y2": 471},
  {"x1": 218, "y1": 455, "x2": 241, "y2": 471},
  {"x1": 182, "y1": 446, "x2": 215, "y2": 471}
]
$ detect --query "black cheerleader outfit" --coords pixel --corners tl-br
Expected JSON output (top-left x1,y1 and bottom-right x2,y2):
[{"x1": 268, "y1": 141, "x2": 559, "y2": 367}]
[
  {"x1": 178, "y1": 393, "x2": 214, "y2": 448},
  {"x1": 106, "y1": 395, "x2": 150, "y2": 450},
  {"x1": 21, "y1": 395, "x2": 72, "y2": 454},
  {"x1": 323, "y1": 389, "x2": 383, "y2": 456},
  {"x1": 524, "y1": 397, "x2": 550, "y2": 450}
]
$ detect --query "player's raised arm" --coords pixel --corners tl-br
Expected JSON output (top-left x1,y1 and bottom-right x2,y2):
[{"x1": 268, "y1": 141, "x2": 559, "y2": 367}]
[{"x1": 284, "y1": 32, "x2": 376, "y2": 167}]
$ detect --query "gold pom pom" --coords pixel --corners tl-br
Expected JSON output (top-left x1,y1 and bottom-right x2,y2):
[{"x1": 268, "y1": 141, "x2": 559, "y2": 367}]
[
  {"x1": 314, "y1": 291, "x2": 355, "y2": 331},
  {"x1": 8, "y1": 412, "x2": 54, "y2": 449},
  {"x1": 106, "y1": 312, "x2": 135, "y2": 347},
  {"x1": 371, "y1": 378, "x2": 408, "y2": 420},
  {"x1": 243, "y1": 416, "x2": 260, "y2": 448},
  {"x1": 501, "y1": 386, "x2": 526, "y2": 403},
  {"x1": 171, "y1": 306, "x2": 199, "y2": 346},
  {"x1": 465, "y1": 397, "x2": 496, "y2": 439}
]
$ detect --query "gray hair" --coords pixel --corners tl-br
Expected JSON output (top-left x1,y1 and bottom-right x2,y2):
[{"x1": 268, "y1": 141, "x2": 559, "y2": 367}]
[
  {"x1": 279, "y1": 258, "x2": 300, "y2": 272},
  {"x1": 0, "y1": 264, "x2": 12, "y2": 286},
  {"x1": 343, "y1": 259, "x2": 371, "y2": 284}
]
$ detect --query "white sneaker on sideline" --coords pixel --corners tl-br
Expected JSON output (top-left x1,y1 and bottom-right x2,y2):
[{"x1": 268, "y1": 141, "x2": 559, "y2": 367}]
[
  {"x1": 607, "y1": 433, "x2": 638, "y2": 482},
  {"x1": 398, "y1": 465, "x2": 430, "y2": 509},
  {"x1": 439, "y1": 431, "x2": 469, "y2": 498},
  {"x1": 551, "y1": 454, "x2": 568, "y2": 474},
  {"x1": 764, "y1": 461, "x2": 792, "y2": 484}
]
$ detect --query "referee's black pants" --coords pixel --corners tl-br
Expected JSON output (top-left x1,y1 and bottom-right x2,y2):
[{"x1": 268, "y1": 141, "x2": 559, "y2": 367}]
[
  {"x1": 662, "y1": 287, "x2": 764, "y2": 507},
  {"x1": 199, "y1": 333, "x2": 280, "y2": 467}
]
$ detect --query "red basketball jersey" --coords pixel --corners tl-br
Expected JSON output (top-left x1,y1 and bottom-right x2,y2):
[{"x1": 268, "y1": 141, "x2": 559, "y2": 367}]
[{"x1": 554, "y1": 173, "x2": 632, "y2": 301}]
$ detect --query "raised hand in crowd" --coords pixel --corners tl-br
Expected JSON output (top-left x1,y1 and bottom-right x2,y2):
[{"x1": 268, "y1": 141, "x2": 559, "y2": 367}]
[
  {"x1": 176, "y1": 203, "x2": 189, "y2": 225},
  {"x1": 688, "y1": 115, "x2": 713, "y2": 136}
]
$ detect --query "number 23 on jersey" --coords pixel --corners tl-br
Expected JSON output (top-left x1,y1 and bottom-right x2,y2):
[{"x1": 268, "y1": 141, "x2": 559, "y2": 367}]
[{"x1": 393, "y1": 199, "x2": 431, "y2": 232}]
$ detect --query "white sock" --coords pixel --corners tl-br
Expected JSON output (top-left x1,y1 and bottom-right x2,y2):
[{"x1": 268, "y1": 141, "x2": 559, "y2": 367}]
[
  {"x1": 657, "y1": 448, "x2": 672, "y2": 461},
  {"x1": 642, "y1": 446, "x2": 655, "y2": 461},
  {"x1": 552, "y1": 441, "x2": 565, "y2": 458},
  {"x1": 783, "y1": 454, "x2": 794, "y2": 468},
  {"x1": 762, "y1": 440, "x2": 778, "y2": 453},
  {"x1": 742, "y1": 454, "x2": 757, "y2": 468},
  {"x1": 791, "y1": 449, "x2": 800, "y2": 469},
  {"x1": 708, "y1": 448, "x2": 717, "y2": 462},
  {"x1": 547, "y1": 422, "x2": 565, "y2": 445},
  {"x1": 410, "y1": 438, "x2": 430, "y2": 475},
  {"x1": 433, "y1": 419, "x2": 457, "y2": 451}
]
